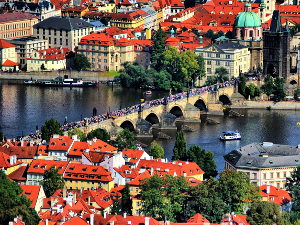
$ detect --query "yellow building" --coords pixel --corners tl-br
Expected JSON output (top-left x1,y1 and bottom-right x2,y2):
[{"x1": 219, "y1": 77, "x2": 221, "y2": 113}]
[
  {"x1": 224, "y1": 142, "x2": 300, "y2": 189},
  {"x1": 27, "y1": 47, "x2": 71, "y2": 71},
  {"x1": 109, "y1": 9, "x2": 146, "y2": 29},
  {"x1": 0, "y1": 12, "x2": 38, "y2": 39},
  {"x1": 61, "y1": 6, "x2": 89, "y2": 18},
  {"x1": 195, "y1": 40, "x2": 250, "y2": 83},
  {"x1": 78, "y1": 32, "x2": 152, "y2": 71},
  {"x1": 64, "y1": 163, "x2": 114, "y2": 192},
  {"x1": 0, "y1": 152, "x2": 22, "y2": 175}
]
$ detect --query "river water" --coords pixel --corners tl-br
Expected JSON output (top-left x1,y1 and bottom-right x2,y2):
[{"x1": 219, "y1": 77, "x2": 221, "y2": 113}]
[{"x1": 1, "y1": 80, "x2": 300, "y2": 172}]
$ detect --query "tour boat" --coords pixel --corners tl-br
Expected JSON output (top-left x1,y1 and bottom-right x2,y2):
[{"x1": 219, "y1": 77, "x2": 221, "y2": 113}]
[
  {"x1": 219, "y1": 131, "x2": 241, "y2": 141},
  {"x1": 144, "y1": 91, "x2": 152, "y2": 95},
  {"x1": 37, "y1": 76, "x2": 98, "y2": 87}
]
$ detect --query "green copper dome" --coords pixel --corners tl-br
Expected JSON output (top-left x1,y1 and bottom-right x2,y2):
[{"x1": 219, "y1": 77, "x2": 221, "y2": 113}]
[{"x1": 234, "y1": 11, "x2": 262, "y2": 28}]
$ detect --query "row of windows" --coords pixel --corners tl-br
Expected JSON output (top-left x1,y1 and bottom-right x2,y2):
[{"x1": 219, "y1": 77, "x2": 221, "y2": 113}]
[
  {"x1": 28, "y1": 174, "x2": 43, "y2": 179},
  {"x1": 207, "y1": 61, "x2": 230, "y2": 66},
  {"x1": 200, "y1": 53, "x2": 232, "y2": 59},
  {"x1": 30, "y1": 60, "x2": 65, "y2": 65},
  {"x1": 0, "y1": 30, "x2": 31, "y2": 39},
  {"x1": 263, "y1": 171, "x2": 292, "y2": 179},
  {"x1": 0, "y1": 22, "x2": 31, "y2": 30},
  {"x1": 37, "y1": 28, "x2": 69, "y2": 37}
]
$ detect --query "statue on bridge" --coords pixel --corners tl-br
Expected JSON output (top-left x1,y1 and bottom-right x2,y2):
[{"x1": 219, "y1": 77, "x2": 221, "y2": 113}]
[{"x1": 163, "y1": 95, "x2": 168, "y2": 105}]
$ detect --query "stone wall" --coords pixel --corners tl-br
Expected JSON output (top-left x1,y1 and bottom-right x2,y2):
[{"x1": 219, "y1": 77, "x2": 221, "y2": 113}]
[{"x1": 0, "y1": 70, "x2": 113, "y2": 81}]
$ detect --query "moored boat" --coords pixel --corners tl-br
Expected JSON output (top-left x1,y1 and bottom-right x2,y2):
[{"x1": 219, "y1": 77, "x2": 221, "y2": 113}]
[
  {"x1": 37, "y1": 75, "x2": 98, "y2": 87},
  {"x1": 219, "y1": 131, "x2": 241, "y2": 141}
]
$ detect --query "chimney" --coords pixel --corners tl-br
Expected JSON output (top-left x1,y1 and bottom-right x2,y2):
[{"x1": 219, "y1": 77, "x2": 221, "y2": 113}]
[
  {"x1": 110, "y1": 221, "x2": 114, "y2": 225},
  {"x1": 13, "y1": 155, "x2": 16, "y2": 164},
  {"x1": 63, "y1": 216, "x2": 65, "y2": 222},
  {"x1": 103, "y1": 211, "x2": 106, "y2": 219},
  {"x1": 267, "y1": 185, "x2": 270, "y2": 194},
  {"x1": 46, "y1": 219, "x2": 49, "y2": 225},
  {"x1": 63, "y1": 186, "x2": 67, "y2": 199},
  {"x1": 72, "y1": 135, "x2": 77, "y2": 141},
  {"x1": 145, "y1": 217, "x2": 150, "y2": 225},
  {"x1": 90, "y1": 214, "x2": 94, "y2": 225},
  {"x1": 88, "y1": 196, "x2": 91, "y2": 205},
  {"x1": 10, "y1": 156, "x2": 13, "y2": 165},
  {"x1": 51, "y1": 196, "x2": 54, "y2": 208},
  {"x1": 21, "y1": 140, "x2": 24, "y2": 147},
  {"x1": 123, "y1": 212, "x2": 127, "y2": 218},
  {"x1": 73, "y1": 193, "x2": 77, "y2": 204}
]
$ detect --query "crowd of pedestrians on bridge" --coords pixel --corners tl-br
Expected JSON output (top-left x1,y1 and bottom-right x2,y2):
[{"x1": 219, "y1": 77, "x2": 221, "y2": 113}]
[{"x1": 60, "y1": 79, "x2": 237, "y2": 132}]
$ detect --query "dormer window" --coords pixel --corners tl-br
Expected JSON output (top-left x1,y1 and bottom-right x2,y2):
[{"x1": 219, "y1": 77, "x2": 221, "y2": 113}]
[
  {"x1": 62, "y1": 143, "x2": 66, "y2": 146},
  {"x1": 70, "y1": 167, "x2": 75, "y2": 170},
  {"x1": 51, "y1": 142, "x2": 55, "y2": 145},
  {"x1": 92, "y1": 169, "x2": 98, "y2": 172}
]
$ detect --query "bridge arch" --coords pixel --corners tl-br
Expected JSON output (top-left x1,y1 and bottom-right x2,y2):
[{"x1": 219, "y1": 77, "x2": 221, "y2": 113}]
[
  {"x1": 120, "y1": 120, "x2": 135, "y2": 131},
  {"x1": 194, "y1": 98, "x2": 207, "y2": 111},
  {"x1": 219, "y1": 94, "x2": 231, "y2": 105},
  {"x1": 170, "y1": 106, "x2": 184, "y2": 117},
  {"x1": 145, "y1": 113, "x2": 160, "y2": 124}
]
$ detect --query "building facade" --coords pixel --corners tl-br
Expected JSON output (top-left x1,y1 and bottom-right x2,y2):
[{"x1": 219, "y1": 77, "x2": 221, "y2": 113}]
[
  {"x1": 33, "y1": 17, "x2": 94, "y2": 51},
  {"x1": 0, "y1": 12, "x2": 39, "y2": 39}
]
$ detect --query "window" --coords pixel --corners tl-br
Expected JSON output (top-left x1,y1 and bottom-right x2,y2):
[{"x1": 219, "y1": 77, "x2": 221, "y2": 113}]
[
  {"x1": 104, "y1": 47, "x2": 107, "y2": 50},
  {"x1": 216, "y1": 53, "x2": 220, "y2": 58},
  {"x1": 207, "y1": 53, "x2": 211, "y2": 57},
  {"x1": 207, "y1": 61, "x2": 211, "y2": 65},
  {"x1": 136, "y1": 202, "x2": 140, "y2": 206},
  {"x1": 98, "y1": 52, "x2": 101, "y2": 56},
  {"x1": 225, "y1": 61, "x2": 230, "y2": 66},
  {"x1": 283, "y1": 172, "x2": 286, "y2": 177},
  {"x1": 277, "y1": 172, "x2": 280, "y2": 178},
  {"x1": 60, "y1": 38, "x2": 62, "y2": 45},
  {"x1": 270, "y1": 173, "x2": 274, "y2": 178},
  {"x1": 216, "y1": 61, "x2": 220, "y2": 66},
  {"x1": 277, "y1": 182, "x2": 280, "y2": 188},
  {"x1": 207, "y1": 68, "x2": 211, "y2": 73},
  {"x1": 104, "y1": 53, "x2": 107, "y2": 57},
  {"x1": 130, "y1": 187, "x2": 133, "y2": 192},
  {"x1": 54, "y1": 30, "x2": 56, "y2": 36},
  {"x1": 226, "y1": 54, "x2": 230, "y2": 59},
  {"x1": 92, "y1": 58, "x2": 95, "y2": 62},
  {"x1": 49, "y1": 37, "x2": 51, "y2": 44},
  {"x1": 104, "y1": 59, "x2": 107, "y2": 63},
  {"x1": 263, "y1": 173, "x2": 266, "y2": 179},
  {"x1": 54, "y1": 38, "x2": 57, "y2": 45},
  {"x1": 253, "y1": 173, "x2": 257, "y2": 179},
  {"x1": 66, "y1": 39, "x2": 68, "y2": 46},
  {"x1": 135, "y1": 210, "x2": 139, "y2": 215},
  {"x1": 135, "y1": 188, "x2": 138, "y2": 192}
]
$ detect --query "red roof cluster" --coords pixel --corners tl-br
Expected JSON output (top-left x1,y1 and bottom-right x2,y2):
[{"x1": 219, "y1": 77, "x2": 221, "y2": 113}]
[
  {"x1": 27, "y1": 159, "x2": 69, "y2": 174},
  {"x1": 30, "y1": 47, "x2": 71, "y2": 61},
  {"x1": 260, "y1": 185, "x2": 291, "y2": 205},
  {"x1": 48, "y1": 136, "x2": 74, "y2": 152},
  {"x1": 0, "y1": 152, "x2": 22, "y2": 169}
]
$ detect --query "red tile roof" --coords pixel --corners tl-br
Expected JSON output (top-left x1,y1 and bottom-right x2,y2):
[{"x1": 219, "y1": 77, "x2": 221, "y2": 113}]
[
  {"x1": 121, "y1": 0, "x2": 132, "y2": 5},
  {"x1": 0, "y1": 145, "x2": 37, "y2": 159},
  {"x1": 0, "y1": 11, "x2": 38, "y2": 23},
  {"x1": 79, "y1": 33, "x2": 115, "y2": 46},
  {"x1": 21, "y1": 185, "x2": 42, "y2": 208},
  {"x1": 170, "y1": 0, "x2": 184, "y2": 7},
  {"x1": 64, "y1": 163, "x2": 113, "y2": 182},
  {"x1": 222, "y1": 214, "x2": 249, "y2": 225},
  {"x1": 114, "y1": 165, "x2": 139, "y2": 179},
  {"x1": 122, "y1": 148, "x2": 146, "y2": 164},
  {"x1": 48, "y1": 136, "x2": 74, "y2": 152},
  {"x1": 87, "y1": 138, "x2": 117, "y2": 153},
  {"x1": 63, "y1": 6, "x2": 87, "y2": 12},
  {"x1": 37, "y1": 145, "x2": 48, "y2": 156},
  {"x1": 166, "y1": 37, "x2": 180, "y2": 46},
  {"x1": 260, "y1": 185, "x2": 291, "y2": 205},
  {"x1": 187, "y1": 213, "x2": 210, "y2": 223},
  {"x1": 31, "y1": 47, "x2": 72, "y2": 61},
  {"x1": 8, "y1": 165, "x2": 27, "y2": 182},
  {"x1": 68, "y1": 141, "x2": 89, "y2": 157},
  {"x1": 27, "y1": 159, "x2": 69, "y2": 174},
  {"x1": 128, "y1": 170, "x2": 151, "y2": 186},
  {"x1": 0, "y1": 39, "x2": 15, "y2": 48},
  {"x1": 2, "y1": 59, "x2": 18, "y2": 67},
  {"x1": 0, "y1": 152, "x2": 22, "y2": 169}
]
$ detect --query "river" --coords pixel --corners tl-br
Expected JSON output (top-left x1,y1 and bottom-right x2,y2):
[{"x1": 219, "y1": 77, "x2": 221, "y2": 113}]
[{"x1": 1, "y1": 80, "x2": 300, "y2": 172}]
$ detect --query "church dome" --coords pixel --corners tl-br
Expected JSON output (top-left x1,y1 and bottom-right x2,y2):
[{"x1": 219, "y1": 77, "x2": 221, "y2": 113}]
[{"x1": 234, "y1": 4, "x2": 262, "y2": 28}]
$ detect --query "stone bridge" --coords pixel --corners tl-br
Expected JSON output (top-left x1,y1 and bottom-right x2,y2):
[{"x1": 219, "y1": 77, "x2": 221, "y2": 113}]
[{"x1": 80, "y1": 85, "x2": 241, "y2": 134}]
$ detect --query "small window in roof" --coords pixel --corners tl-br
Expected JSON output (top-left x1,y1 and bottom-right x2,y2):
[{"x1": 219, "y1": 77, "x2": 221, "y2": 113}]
[{"x1": 269, "y1": 160, "x2": 273, "y2": 164}]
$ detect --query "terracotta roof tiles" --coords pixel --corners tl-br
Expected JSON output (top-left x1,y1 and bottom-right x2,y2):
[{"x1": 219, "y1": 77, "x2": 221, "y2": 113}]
[
  {"x1": 0, "y1": 39, "x2": 15, "y2": 48},
  {"x1": 0, "y1": 152, "x2": 22, "y2": 168},
  {"x1": 21, "y1": 185, "x2": 41, "y2": 208},
  {"x1": 27, "y1": 159, "x2": 69, "y2": 174}
]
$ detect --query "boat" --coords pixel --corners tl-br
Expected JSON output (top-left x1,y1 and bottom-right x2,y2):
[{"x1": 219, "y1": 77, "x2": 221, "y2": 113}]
[
  {"x1": 24, "y1": 80, "x2": 36, "y2": 85},
  {"x1": 37, "y1": 75, "x2": 98, "y2": 87},
  {"x1": 144, "y1": 91, "x2": 152, "y2": 95},
  {"x1": 219, "y1": 131, "x2": 241, "y2": 141}
]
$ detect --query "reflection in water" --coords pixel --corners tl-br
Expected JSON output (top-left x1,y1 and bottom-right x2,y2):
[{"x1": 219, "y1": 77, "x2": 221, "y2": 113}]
[{"x1": 1, "y1": 80, "x2": 300, "y2": 171}]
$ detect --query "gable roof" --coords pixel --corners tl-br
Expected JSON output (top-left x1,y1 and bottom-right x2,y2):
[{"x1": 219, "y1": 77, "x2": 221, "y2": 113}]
[
  {"x1": 27, "y1": 159, "x2": 69, "y2": 174},
  {"x1": 8, "y1": 165, "x2": 28, "y2": 182},
  {"x1": 2, "y1": 59, "x2": 18, "y2": 67},
  {"x1": 48, "y1": 136, "x2": 74, "y2": 152},
  {"x1": 0, "y1": 11, "x2": 38, "y2": 23},
  {"x1": 21, "y1": 185, "x2": 42, "y2": 208},
  {"x1": 0, "y1": 152, "x2": 22, "y2": 168},
  {"x1": 0, "y1": 145, "x2": 38, "y2": 159},
  {"x1": 68, "y1": 141, "x2": 89, "y2": 157},
  {"x1": 0, "y1": 39, "x2": 16, "y2": 49},
  {"x1": 260, "y1": 185, "x2": 291, "y2": 205}
]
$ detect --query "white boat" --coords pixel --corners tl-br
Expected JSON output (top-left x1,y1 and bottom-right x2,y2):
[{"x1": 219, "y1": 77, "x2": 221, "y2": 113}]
[{"x1": 219, "y1": 131, "x2": 241, "y2": 141}]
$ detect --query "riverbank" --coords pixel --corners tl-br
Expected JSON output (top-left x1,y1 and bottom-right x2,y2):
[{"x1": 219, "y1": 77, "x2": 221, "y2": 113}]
[
  {"x1": 232, "y1": 100, "x2": 300, "y2": 110},
  {"x1": 0, "y1": 70, "x2": 115, "y2": 81}
]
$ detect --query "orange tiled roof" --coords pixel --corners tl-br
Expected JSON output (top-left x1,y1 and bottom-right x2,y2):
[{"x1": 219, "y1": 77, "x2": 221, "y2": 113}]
[
  {"x1": 0, "y1": 152, "x2": 22, "y2": 168},
  {"x1": 68, "y1": 141, "x2": 90, "y2": 157},
  {"x1": 128, "y1": 170, "x2": 151, "y2": 186},
  {"x1": 27, "y1": 159, "x2": 69, "y2": 174},
  {"x1": 8, "y1": 166, "x2": 27, "y2": 182},
  {"x1": 169, "y1": 0, "x2": 184, "y2": 7},
  {"x1": 114, "y1": 164, "x2": 139, "y2": 179},
  {"x1": 37, "y1": 145, "x2": 48, "y2": 156},
  {"x1": 260, "y1": 185, "x2": 291, "y2": 205},
  {"x1": 64, "y1": 163, "x2": 113, "y2": 182},
  {"x1": 79, "y1": 33, "x2": 115, "y2": 46},
  {"x1": 0, "y1": 39, "x2": 15, "y2": 48},
  {"x1": 121, "y1": 0, "x2": 132, "y2": 5},
  {"x1": 222, "y1": 214, "x2": 249, "y2": 225},
  {"x1": 87, "y1": 138, "x2": 117, "y2": 153},
  {"x1": 2, "y1": 59, "x2": 18, "y2": 67},
  {"x1": 31, "y1": 47, "x2": 71, "y2": 61},
  {"x1": 0, "y1": 145, "x2": 37, "y2": 159},
  {"x1": 48, "y1": 136, "x2": 74, "y2": 152},
  {"x1": 122, "y1": 148, "x2": 146, "y2": 164},
  {"x1": 21, "y1": 185, "x2": 42, "y2": 208}
]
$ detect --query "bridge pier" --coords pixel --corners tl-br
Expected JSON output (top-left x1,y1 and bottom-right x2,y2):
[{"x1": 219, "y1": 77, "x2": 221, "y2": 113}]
[
  {"x1": 182, "y1": 103, "x2": 201, "y2": 122},
  {"x1": 135, "y1": 108, "x2": 153, "y2": 138}
]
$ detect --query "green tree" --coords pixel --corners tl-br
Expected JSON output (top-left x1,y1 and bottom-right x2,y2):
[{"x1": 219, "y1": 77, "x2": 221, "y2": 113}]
[
  {"x1": 261, "y1": 74, "x2": 274, "y2": 99},
  {"x1": 172, "y1": 131, "x2": 187, "y2": 161},
  {"x1": 286, "y1": 166, "x2": 300, "y2": 211},
  {"x1": 152, "y1": 70, "x2": 172, "y2": 90},
  {"x1": 121, "y1": 183, "x2": 132, "y2": 215},
  {"x1": 111, "y1": 193, "x2": 122, "y2": 215},
  {"x1": 113, "y1": 128, "x2": 136, "y2": 150},
  {"x1": 0, "y1": 170, "x2": 40, "y2": 225},
  {"x1": 86, "y1": 128, "x2": 110, "y2": 142},
  {"x1": 246, "y1": 201, "x2": 284, "y2": 225},
  {"x1": 217, "y1": 169, "x2": 261, "y2": 214},
  {"x1": 73, "y1": 54, "x2": 91, "y2": 71},
  {"x1": 149, "y1": 140, "x2": 165, "y2": 159},
  {"x1": 188, "y1": 178, "x2": 225, "y2": 223},
  {"x1": 187, "y1": 145, "x2": 217, "y2": 179},
  {"x1": 41, "y1": 118, "x2": 63, "y2": 142},
  {"x1": 245, "y1": 83, "x2": 261, "y2": 100},
  {"x1": 151, "y1": 29, "x2": 167, "y2": 70},
  {"x1": 274, "y1": 77, "x2": 286, "y2": 101},
  {"x1": 141, "y1": 174, "x2": 189, "y2": 222},
  {"x1": 205, "y1": 76, "x2": 217, "y2": 86},
  {"x1": 177, "y1": 50, "x2": 199, "y2": 87},
  {"x1": 161, "y1": 47, "x2": 180, "y2": 78},
  {"x1": 68, "y1": 127, "x2": 86, "y2": 141},
  {"x1": 215, "y1": 67, "x2": 229, "y2": 83},
  {"x1": 40, "y1": 167, "x2": 65, "y2": 197},
  {"x1": 40, "y1": 63, "x2": 46, "y2": 70},
  {"x1": 194, "y1": 54, "x2": 206, "y2": 83},
  {"x1": 238, "y1": 75, "x2": 247, "y2": 97}
]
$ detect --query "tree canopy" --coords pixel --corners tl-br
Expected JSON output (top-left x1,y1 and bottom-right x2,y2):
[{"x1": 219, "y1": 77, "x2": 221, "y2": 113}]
[
  {"x1": 172, "y1": 131, "x2": 187, "y2": 161},
  {"x1": 86, "y1": 128, "x2": 110, "y2": 142},
  {"x1": 40, "y1": 167, "x2": 65, "y2": 197},
  {"x1": 286, "y1": 166, "x2": 300, "y2": 211},
  {"x1": 68, "y1": 127, "x2": 86, "y2": 141},
  {"x1": 0, "y1": 170, "x2": 40, "y2": 225},
  {"x1": 41, "y1": 118, "x2": 63, "y2": 142},
  {"x1": 73, "y1": 54, "x2": 91, "y2": 71},
  {"x1": 112, "y1": 128, "x2": 136, "y2": 150},
  {"x1": 149, "y1": 140, "x2": 165, "y2": 159},
  {"x1": 151, "y1": 29, "x2": 167, "y2": 71},
  {"x1": 187, "y1": 145, "x2": 217, "y2": 179},
  {"x1": 215, "y1": 67, "x2": 229, "y2": 83},
  {"x1": 261, "y1": 74, "x2": 274, "y2": 98},
  {"x1": 273, "y1": 77, "x2": 286, "y2": 101},
  {"x1": 121, "y1": 183, "x2": 132, "y2": 215}
]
